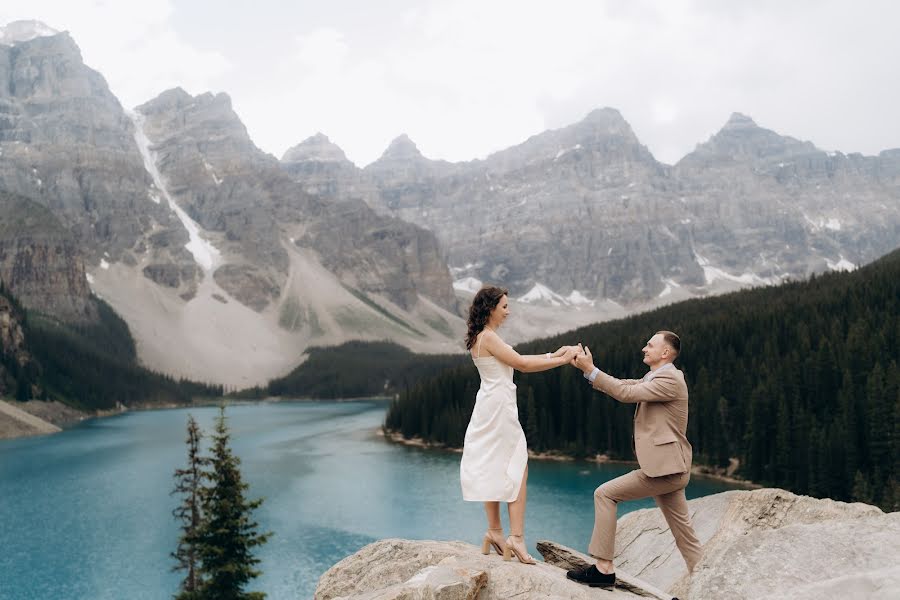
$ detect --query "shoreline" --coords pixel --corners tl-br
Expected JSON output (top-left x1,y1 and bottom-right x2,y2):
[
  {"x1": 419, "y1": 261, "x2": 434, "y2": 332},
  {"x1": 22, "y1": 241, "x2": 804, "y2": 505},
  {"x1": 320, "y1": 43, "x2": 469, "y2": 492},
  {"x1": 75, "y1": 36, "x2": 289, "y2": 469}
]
[
  {"x1": 381, "y1": 428, "x2": 761, "y2": 489},
  {"x1": 1, "y1": 395, "x2": 393, "y2": 441}
]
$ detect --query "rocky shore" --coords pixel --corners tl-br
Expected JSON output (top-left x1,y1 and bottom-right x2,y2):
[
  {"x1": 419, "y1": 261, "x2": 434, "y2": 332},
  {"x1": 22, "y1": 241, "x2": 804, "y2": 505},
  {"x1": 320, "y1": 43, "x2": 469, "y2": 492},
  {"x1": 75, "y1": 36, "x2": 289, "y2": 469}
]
[{"x1": 314, "y1": 488, "x2": 899, "y2": 600}]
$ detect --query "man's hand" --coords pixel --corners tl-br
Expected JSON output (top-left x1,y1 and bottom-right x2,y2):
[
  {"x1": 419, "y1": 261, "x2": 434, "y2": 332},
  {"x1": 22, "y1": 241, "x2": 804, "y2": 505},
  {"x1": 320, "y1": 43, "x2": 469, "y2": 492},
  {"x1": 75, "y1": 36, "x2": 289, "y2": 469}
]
[
  {"x1": 561, "y1": 346, "x2": 579, "y2": 362},
  {"x1": 573, "y1": 345, "x2": 595, "y2": 374}
]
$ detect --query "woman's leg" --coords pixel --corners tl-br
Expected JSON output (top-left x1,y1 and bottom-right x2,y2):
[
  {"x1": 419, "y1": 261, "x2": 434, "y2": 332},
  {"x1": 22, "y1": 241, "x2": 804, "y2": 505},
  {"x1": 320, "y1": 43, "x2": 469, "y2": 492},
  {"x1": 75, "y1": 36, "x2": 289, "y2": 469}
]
[
  {"x1": 484, "y1": 501, "x2": 502, "y2": 530},
  {"x1": 482, "y1": 501, "x2": 505, "y2": 554},
  {"x1": 505, "y1": 466, "x2": 535, "y2": 563},
  {"x1": 508, "y1": 465, "x2": 528, "y2": 534}
]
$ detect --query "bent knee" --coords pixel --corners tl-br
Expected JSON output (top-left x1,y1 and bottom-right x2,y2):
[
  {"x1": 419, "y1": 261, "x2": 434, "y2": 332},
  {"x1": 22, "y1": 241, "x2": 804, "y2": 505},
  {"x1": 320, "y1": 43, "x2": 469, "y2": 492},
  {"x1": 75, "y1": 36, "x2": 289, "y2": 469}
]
[{"x1": 594, "y1": 484, "x2": 613, "y2": 502}]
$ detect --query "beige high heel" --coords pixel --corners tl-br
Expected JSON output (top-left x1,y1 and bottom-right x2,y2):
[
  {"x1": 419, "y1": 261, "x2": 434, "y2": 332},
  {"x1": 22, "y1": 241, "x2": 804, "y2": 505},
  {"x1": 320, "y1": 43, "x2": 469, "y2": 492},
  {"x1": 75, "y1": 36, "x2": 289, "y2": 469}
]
[
  {"x1": 481, "y1": 527, "x2": 506, "y2": 555},
  {"x1": 503, "y1": 534, "x2": 536, "y2": 564}
]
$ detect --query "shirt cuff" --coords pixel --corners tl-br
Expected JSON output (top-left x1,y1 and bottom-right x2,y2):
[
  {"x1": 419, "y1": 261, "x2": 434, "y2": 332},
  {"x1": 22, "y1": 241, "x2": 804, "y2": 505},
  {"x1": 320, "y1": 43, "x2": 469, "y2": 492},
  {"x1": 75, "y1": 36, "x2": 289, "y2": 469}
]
[{"x1": 584, "y1": 367, "x2": 600, "y2": 383}]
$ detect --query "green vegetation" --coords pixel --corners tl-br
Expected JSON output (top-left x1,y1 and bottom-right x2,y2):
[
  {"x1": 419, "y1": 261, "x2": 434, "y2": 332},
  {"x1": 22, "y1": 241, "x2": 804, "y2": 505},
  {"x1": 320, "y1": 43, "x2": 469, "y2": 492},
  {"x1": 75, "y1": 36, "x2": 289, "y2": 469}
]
[
  {"x1": 343, "y1": 285, "x2": 424, "y2": 337},
  {"x1": 386, "y1": 248, "x2": 900, "y2": 511},
  {"x1": 0, "y1": 283, "x2": 222, "y2": 411},
  {"x1": 172, "y1": 408, "x2": 271, "y2": 599},
  {"x1": 234, "y1": 341, "x2": 465, "y2": 400},
  {"x1": 172, "y1": 415, "x2": 208, "y2": 598}
]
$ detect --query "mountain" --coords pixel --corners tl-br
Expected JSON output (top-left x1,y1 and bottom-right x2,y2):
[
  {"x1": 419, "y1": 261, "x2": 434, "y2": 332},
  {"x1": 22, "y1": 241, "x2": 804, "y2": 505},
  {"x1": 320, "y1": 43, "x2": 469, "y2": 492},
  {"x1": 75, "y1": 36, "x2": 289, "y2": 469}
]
[
  {"x1": 0, "y1": 25, "x2": 463, "y2": 386},
  {"x1": 0, "y1": 20, "x2": 59, "y2": 45},
  {"x1": 281, "y1": 132, "x2": 363, "y2": 199},
  {"x1": 281, "y1": 109, "x2": 900, "y2": 336},
  {"x1": 673, "y1": 112, "x2": 900, "y2": 277},
  {"x1": 3, "y1": 20, "x2": 899, "y2": 387},
  {"x1": 0, "y1": 27, "x2": 191, "y2": 271}
]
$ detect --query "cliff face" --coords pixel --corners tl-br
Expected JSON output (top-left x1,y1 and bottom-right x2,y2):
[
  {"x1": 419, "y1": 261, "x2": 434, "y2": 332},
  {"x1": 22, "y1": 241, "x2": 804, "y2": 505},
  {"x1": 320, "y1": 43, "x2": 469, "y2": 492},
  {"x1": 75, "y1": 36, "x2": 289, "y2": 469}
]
[
  {"x1": 0, "y1": 191, "x2": 95, "y2": 321},
  {"x1": 0, "y1": 30, "x2": 194, "y2": 314},
  {"x1": 0, "y1": 280, "x2": 37, "y2": 400}
]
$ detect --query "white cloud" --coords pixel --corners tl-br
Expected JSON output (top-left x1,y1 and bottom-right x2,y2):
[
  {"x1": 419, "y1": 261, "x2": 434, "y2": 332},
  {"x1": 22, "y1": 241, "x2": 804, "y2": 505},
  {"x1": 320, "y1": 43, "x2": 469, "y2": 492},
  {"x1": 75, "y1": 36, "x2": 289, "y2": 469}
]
[{"x1": 2, "y1": 0, "x2": 899, "y2": 167}]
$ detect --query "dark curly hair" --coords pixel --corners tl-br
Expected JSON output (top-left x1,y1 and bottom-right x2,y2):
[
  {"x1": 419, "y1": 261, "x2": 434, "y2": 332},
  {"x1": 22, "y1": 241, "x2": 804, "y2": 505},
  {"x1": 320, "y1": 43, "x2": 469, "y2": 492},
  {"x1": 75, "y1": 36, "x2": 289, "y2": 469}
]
[{"x1": 465, "y1": 286, "x2": 509, "y2": 350}]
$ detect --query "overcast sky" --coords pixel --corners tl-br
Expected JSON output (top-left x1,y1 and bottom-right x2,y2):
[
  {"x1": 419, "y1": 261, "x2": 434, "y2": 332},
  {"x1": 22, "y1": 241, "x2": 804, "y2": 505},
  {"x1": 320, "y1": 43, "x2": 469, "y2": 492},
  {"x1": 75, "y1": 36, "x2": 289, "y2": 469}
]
[{"x1": 2, "y1": 0, "x2": 898, "y2": 167}]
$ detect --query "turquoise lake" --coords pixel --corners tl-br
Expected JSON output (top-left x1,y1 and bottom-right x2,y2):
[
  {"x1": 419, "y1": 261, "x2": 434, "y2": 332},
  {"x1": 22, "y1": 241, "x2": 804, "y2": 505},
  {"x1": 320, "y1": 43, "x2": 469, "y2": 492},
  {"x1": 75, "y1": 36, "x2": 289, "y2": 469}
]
[{"x1": 0, "y1": 400, "x2": 744, "y2": 599}]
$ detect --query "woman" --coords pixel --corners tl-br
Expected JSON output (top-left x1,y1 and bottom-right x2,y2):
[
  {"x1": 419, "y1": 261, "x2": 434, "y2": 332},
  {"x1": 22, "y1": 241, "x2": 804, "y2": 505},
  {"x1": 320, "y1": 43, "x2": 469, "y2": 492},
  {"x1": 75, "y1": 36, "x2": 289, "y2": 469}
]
[{"x1": 460, "y1": 286, "x2": 577, "y2": 564}]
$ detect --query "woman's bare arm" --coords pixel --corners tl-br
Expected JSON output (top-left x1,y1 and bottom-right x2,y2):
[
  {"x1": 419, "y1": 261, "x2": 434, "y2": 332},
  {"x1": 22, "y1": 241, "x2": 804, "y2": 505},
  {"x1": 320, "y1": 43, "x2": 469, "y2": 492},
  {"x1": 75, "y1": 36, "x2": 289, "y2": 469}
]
[{"x1": 481, "y1": 331, "x2": 577, "y2": 373}]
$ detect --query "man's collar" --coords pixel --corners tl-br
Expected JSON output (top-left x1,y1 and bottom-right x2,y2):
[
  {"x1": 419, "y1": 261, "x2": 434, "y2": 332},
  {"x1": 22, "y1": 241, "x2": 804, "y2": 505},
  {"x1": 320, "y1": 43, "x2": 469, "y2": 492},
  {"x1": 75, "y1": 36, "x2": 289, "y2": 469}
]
[{"x1": 643, "y1": 362, "x2": 676, "y2": 381}]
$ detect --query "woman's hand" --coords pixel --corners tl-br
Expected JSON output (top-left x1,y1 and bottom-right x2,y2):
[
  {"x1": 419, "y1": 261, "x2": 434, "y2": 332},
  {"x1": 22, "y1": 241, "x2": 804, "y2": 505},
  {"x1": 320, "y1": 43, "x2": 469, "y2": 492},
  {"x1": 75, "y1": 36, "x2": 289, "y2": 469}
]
[
  {"x1": 561, "y1": 346, "x2": 579, "y2": 362},
  {"x1": 553, "y1": 345, "x2": 578, "y2": 357}
]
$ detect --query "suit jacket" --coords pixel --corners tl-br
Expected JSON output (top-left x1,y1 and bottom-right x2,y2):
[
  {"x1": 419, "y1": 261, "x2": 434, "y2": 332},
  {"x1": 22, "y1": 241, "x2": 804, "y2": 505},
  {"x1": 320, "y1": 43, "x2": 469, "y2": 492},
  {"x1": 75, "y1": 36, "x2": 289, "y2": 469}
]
[{"x1": 591, "y1": 365, "x2": 692, "y2": 478}]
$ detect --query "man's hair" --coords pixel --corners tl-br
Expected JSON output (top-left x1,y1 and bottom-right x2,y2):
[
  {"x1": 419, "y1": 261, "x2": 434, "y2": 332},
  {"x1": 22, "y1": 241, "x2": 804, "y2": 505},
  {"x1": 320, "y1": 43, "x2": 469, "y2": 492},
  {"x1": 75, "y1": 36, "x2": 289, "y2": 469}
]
[{"x1": 656, "y1": 330, "x2": 681, "y2": 358}]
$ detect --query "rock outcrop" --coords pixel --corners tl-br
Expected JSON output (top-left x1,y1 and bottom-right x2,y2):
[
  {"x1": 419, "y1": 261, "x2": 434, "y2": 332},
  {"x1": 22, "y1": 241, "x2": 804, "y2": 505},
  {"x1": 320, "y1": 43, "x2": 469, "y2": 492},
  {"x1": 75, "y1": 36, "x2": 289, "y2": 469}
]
[
  {"x1": 314, "y1": 489, "x2": 899, "y2": 600},
  {"x1": 314, "y1": 539, "x2": 645, "y2": 600},
  {"x1": 0, "y1": 191, "x2": 96, "y2": 321}
]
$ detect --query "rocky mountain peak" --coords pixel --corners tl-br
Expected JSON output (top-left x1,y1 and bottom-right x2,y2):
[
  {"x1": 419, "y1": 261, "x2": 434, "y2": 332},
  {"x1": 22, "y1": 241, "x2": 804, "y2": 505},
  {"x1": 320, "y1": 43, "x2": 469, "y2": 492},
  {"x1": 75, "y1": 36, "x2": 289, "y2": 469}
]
[
  {"x1": 136, "y1": 88, "x2": 258, "y2": 159},
  {"x1": 577, "y1": 106, "x2": 631, "y2": 133},
  {"x1": 282, "y1": 133, "x2": 350, "y2": 164},
  {"x1": 380, "y1": 134, "x2": 423, "y2": 161},
  {"x1": 0, "y1": 20, "x2": 60, "y2": 46},
  {"x1": 680, "y1": 112, "x2": 818, "y2": 166},
  {"x1": 722, "y1": 112, "x2": 759, "y2": 131},
  {"x1": 138, "y1": 88, "x2": 233, "y2": 117}
]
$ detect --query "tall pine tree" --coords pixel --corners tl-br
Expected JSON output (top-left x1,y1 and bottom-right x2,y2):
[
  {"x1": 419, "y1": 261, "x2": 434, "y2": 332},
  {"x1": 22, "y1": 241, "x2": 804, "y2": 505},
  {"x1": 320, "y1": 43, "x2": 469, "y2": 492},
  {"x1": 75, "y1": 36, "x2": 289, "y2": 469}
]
[
  {"x1": 172, "y1": 415, "x2": 208, "y2": 600},
  {"x1": 195, "y1": 406, "x2": 272, "y2": 600}
]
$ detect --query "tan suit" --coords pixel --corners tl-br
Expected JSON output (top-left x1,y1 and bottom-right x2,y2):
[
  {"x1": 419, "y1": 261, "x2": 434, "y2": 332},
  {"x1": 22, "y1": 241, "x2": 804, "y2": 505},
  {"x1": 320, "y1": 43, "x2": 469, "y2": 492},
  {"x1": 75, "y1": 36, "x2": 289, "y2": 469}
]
[{"x1": 588, "y1": 364, "x2": 703, "y2": 572}]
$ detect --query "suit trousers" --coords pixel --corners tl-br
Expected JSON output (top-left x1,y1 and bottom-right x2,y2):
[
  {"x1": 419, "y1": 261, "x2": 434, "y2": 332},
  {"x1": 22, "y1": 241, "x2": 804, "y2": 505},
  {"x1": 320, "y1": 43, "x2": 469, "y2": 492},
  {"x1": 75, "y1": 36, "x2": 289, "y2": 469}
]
[{"x1": 588, "y1": 468, "x2": 703, "y2": 572}]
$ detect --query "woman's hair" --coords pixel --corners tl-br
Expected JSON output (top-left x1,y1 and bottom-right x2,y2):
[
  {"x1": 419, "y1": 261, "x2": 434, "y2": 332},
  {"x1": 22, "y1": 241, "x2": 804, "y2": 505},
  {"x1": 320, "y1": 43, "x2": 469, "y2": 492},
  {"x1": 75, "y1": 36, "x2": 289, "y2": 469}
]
[{"x1": 465, "y1": 286, "x2": 509, "y2": 350}]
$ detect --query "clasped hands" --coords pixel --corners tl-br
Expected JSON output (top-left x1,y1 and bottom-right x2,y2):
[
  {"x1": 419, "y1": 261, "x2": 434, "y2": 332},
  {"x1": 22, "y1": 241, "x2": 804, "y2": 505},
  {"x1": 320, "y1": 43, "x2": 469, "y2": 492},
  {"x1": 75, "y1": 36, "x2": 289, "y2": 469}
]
[{"x1": 554, "y1": 344, "x2": 596, "y2": 374}]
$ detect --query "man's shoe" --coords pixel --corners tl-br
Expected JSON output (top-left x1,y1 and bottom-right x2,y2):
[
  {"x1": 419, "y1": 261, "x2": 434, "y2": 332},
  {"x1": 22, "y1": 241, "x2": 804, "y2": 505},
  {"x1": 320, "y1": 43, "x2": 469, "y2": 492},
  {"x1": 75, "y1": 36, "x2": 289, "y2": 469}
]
[{"x1": 566, "y1": 564, "x2": 616, "y2": 588}]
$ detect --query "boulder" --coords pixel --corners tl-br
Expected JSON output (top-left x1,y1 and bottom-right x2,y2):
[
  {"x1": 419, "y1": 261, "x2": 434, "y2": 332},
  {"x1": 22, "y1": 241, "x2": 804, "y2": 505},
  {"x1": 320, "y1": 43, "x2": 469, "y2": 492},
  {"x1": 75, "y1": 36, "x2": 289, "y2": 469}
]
[
  {"x1": 314, "y1": 539, "x2": 646, "y2": 600},
  {"x1": 316, "y1": 489, "x2": 899, "y2": 600}
]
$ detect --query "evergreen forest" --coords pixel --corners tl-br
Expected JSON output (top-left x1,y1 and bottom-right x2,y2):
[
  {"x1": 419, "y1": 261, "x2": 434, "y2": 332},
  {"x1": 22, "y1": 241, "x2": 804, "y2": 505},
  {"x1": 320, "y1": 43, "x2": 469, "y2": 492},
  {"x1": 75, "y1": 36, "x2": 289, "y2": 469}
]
[
  {"x1": 234, "y1": 341, "x2": 465, "y2": 399},
  {"x1": 0, "y1": 283, "x2": 222, "y2": 411}
]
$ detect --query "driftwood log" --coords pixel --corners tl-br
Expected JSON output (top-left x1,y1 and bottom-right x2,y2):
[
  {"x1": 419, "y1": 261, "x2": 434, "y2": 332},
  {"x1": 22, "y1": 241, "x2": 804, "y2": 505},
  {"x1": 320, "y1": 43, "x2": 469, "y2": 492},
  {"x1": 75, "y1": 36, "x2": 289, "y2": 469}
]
[{"x1": 536, "y1": 540, "x2": 678, "y2": 600}]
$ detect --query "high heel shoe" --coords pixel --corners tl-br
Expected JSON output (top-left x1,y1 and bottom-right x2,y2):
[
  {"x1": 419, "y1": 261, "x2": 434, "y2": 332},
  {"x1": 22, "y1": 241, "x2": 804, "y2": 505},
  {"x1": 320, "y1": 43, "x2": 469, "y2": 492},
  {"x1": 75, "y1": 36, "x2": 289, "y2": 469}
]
[
  {"x1": 481, "y1": 528, "x2": 505, "y2": 555},
  {"x1": 503, "y1": 534, "x2": 536, "y2": 564}
]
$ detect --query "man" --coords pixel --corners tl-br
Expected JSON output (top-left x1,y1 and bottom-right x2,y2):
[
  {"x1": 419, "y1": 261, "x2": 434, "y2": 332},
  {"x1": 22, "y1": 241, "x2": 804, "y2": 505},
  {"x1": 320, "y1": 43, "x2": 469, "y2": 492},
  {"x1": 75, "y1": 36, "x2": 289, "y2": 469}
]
[{"x1": 566, "y1": 331, "x2": 702, "y2": 588}]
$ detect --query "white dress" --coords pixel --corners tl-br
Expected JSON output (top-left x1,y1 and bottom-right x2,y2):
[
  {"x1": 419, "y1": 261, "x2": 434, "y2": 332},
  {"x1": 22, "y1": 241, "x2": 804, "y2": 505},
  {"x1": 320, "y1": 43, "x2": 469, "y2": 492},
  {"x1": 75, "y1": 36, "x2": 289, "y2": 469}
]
[{"x1": 460, "y1": 339, "x2": 528, "y2": 502}]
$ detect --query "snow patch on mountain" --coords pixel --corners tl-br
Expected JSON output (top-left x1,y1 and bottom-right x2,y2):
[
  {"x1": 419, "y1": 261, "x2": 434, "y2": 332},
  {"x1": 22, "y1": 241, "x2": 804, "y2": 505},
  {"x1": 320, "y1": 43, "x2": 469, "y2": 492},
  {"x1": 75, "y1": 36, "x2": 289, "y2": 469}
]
[
  {"x1": 695, "y1": 253, "x2": 778, "y2": 286},
  {"x1": 826, "y1": 256, "x2": 856, "y2": 272},
  {"x1": 803, "y1": 213, "x2": 842, "y2": 231},
  {"x1": 0, "y1": 20, "x2": 59, "y2": 46},
  {"x1": 130, "y1": 110, "x2": 221, "y2": 272},
  {"x1": 517, "y1": 283, "x2": 596, "y2": 307},
  {"x1": 452, "y1": 277, "x2": 483, "y2": 294}
]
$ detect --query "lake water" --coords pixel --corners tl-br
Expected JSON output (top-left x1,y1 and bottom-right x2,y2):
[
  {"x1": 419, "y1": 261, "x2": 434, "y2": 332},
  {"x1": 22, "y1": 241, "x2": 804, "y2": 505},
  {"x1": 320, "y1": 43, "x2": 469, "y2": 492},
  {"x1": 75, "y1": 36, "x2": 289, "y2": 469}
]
[{"x1": 0, "y1": 400, "x2": 744, "y2": 599}]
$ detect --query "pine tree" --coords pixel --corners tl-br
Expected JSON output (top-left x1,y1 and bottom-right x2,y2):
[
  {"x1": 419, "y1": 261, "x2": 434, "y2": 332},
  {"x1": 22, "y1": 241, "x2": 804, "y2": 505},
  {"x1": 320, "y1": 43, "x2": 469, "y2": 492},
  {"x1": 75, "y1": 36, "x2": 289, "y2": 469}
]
[
  {"x1": 195, "y1": 406, "x2": 272, "y2": 600},
  {"x1": 172, "y1": 415, "x2": 208, "y2": 600},
  {"x1": 851, "y1": 470, "x2": 872, "y2": 504}
]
